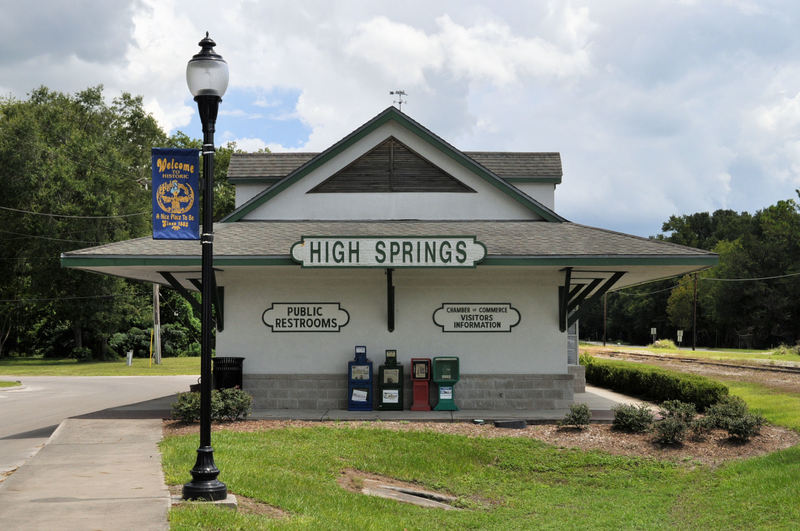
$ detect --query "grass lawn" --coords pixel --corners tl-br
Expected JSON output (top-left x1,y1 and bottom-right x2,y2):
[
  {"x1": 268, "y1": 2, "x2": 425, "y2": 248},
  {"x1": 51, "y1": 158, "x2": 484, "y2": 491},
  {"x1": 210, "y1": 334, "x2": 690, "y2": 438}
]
[
  {"x1": 161, "y1": 425, "x2": 800, "y2": 529},
  {"x1": 161, "y1": 357, "x2": 800, "y2": 529},
  {"x1": 0, "y1": 356, "x2": 200, "y2": 376},
  {"x1": 0, "y1": 380, "x2": 22, "y2": 387},
  {"x1": 727, "y1": 381, "x2": 800, "y2": 432}
]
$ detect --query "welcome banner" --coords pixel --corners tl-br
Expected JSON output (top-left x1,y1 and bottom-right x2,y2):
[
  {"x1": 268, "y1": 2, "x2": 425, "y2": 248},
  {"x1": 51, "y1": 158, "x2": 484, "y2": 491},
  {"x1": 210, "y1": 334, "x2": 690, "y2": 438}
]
[{"x1": 152, "y1": 148, "x2": 200, "y2": 240}]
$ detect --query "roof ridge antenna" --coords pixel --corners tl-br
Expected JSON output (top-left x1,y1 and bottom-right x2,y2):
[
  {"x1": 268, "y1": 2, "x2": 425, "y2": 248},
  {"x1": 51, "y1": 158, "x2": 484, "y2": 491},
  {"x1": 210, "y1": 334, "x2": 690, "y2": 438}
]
[{"x1": 390, "y1": 90, "x2": 407, "y2": 112}]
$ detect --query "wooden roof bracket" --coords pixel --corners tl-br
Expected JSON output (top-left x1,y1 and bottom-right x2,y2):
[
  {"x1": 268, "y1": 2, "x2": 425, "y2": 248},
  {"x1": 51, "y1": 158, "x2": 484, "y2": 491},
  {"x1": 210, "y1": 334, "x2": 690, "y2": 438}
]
[
  {"x1": 559, "y1": 269, "x2": 625, "y2": 332},
  {"x1": 159, "y1": 271, "x2": 225, "y2": 332}
]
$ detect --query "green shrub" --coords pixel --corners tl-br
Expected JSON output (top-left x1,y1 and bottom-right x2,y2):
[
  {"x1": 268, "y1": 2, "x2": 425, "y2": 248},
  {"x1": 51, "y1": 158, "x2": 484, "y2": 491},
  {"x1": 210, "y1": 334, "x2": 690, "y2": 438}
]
[
  {"x1": 559, "y1": 403, "x2": 591, "y2": 429},
  {"x1": 171, "y1": 387, "x2": 253, "y2": 422},
  {"x1": 581, "y1": 355, "x2": 728, "y2": 411},
  {"x1": 217, "y1": 387, "x2": 254, "y2": 421},
  {"x1": 654, "y1": 417, "x2": 687, "y2": 444},
  {"x1": 69, "y1": 346, "x2": 92, "y2": 361},
  {"x1": 650, "y1": 339, "x2": 677, "y2": 349},
  {"x1": 727, "y1": 413, "x2": 764, "y2": 441},
  {"x1": 659, "y1": 400, "x2": 696, "y2": 423},
  {"x1": 612, "y1": 403, "x2": 654, "y2": 433},
  {"x1": 689, "y1": 416, "x2": 714, "y2": 440},
  {"x1": 772, "y1": 344, "x2": 800, "y2": 356},
  {"x1": 706, "y1": 395, "x2": 749, "y2": 429},
  {"x1": 172, "y1": 391, "x2": 202, "y2": 422}
]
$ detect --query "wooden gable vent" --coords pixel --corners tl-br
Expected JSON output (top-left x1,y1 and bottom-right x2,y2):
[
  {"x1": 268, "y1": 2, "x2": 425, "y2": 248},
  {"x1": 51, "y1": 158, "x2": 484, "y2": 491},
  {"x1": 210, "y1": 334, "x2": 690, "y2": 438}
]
[{"x1": 308, "y1": 137, "x2": 476, "y2": 193}]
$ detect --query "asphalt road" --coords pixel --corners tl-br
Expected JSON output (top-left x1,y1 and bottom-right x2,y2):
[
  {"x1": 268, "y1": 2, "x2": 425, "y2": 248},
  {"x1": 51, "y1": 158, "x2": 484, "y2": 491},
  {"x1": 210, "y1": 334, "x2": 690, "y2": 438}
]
[{"x1": 0, "y1": 375, "x2": 196, "y2": 482}]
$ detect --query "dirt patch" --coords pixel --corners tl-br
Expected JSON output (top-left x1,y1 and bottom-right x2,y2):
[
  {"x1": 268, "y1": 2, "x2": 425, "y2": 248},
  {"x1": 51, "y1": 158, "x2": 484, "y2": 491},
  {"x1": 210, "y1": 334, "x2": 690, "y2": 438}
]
[
  {"x1": 168, "y1": 484, "x2": 290, "y2": 519},
  {"x1": 163, "y1": 418, "x2": 799, "y2": 467}
]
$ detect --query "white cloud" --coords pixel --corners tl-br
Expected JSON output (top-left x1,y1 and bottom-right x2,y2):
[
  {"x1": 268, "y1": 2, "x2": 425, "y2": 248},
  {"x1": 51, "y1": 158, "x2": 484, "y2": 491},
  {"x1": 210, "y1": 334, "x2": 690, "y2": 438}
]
[{"x1": 5, "y1": 0, "x2": 800, "y2": 236}]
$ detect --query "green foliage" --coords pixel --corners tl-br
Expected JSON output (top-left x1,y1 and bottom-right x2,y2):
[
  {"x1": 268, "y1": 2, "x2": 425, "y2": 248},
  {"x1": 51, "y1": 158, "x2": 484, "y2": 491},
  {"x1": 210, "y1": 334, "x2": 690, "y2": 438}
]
[
  {"x1": 659, "y1": 400, "x2": 696, "y2": 423},
  {"x1": 726, "y1": 413, "x2": 764, "y2": 441},
  {"x1": 69, "y1": 346, "x2": 92, "y2": 361},
  {"x1": 612, "y1": 403, "x2": 654, "y2": 433},
  {"x1": 654, "y1": 416, "x2": 687, "y2": 445},
  {"x1": 217, "y1": 387, "x2": 254, "y2": 420},
  {"x1": 706, "y1": 395, "x2": 748, "y2": 429},
  {"x1": 559, "y1": 403, "x2": 591, "y2": 429},
  {"x1": 170, "y1": 388, "x2": 253, "y2": 422},
  {"x1": 650, "y1": 339, "x2": 677, "y2": 349},
  {"x1": 581, "y1": 355, "x2": 729, "y2": 411},
  {"x1": 773, "y1": 343, "x2": 800, "y2": 357},
  {"x1": 704, "y1": 395, "x2": 764, "y2": 440},
  {"x1": 161, "y1": 322, "x2": 198, "y2": 357},
  {"x1": 0, "y1": 86, "x2": 166, "y2": 359},
  {"x1": 689, "y1": 416, "x2": 715, "y2": 440}
]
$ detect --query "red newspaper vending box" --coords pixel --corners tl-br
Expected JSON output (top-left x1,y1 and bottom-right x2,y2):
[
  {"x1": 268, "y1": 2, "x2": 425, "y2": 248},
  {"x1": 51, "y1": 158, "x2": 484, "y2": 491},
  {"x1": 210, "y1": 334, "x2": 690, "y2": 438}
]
[{"x1": 410, "y1": 358, "x2": 431, "y2": 411}]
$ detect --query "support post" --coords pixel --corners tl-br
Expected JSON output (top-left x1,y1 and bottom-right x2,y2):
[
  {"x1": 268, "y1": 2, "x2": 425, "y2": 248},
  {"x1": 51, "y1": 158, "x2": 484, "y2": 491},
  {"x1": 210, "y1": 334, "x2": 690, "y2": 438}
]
[{"x1": 386, "y1": 268, "x2": 395, "y2": 332}]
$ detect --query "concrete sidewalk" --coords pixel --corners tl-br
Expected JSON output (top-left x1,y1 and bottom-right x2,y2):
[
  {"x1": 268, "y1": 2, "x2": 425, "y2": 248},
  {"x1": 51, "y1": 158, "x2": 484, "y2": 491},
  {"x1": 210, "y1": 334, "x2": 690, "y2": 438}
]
[
  {"x1": 0, "y1": 385, "x2": 649, "y2": 530},
  {"x1": 0, "y1": 418, "x2": 169, "y2": 531}
]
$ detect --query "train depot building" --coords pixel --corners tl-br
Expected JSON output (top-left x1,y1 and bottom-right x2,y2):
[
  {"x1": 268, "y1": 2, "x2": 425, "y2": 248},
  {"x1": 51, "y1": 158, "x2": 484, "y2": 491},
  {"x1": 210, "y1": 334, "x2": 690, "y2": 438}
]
[{"x1": 62, "y1": 107, "x2": 717, "y2": 411}]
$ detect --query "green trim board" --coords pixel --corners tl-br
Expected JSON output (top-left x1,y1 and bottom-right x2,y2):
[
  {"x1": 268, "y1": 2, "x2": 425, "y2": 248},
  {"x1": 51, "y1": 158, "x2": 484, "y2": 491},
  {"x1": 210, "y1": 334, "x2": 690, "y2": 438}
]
[
  {"x1": 222, "y1": 107, "x2": 565, "y2": 223},
  {"x1": 504, "y1": 177, "x2": 561, "y2": 184}
]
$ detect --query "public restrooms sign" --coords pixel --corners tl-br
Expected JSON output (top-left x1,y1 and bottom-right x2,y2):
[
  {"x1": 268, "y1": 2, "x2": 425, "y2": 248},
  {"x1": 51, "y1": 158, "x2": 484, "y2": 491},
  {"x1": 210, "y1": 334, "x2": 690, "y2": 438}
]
[
  {"x1": 290, "y1": 236, "x2": 486, "y2": 268},
  {"x1": 152, "y1": 148, "x2": 200, "y2": 240}
]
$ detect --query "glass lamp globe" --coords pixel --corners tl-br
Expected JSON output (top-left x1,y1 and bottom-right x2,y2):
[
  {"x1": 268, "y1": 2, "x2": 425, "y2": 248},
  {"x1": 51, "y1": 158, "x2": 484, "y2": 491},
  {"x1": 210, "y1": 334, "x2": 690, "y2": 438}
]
[{"x1": 186, "y1": 33, "x2": 229, "y2": 97}]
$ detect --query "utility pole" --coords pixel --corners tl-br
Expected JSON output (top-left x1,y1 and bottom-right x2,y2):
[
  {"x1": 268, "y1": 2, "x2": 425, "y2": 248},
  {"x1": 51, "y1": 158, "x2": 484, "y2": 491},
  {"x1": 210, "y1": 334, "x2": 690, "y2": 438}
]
[
  {"x1": 602, "y1": 292, "x2": 607, "y2": 346},
  {"x1": 153, "y1": 284, "x2": 161, "y2": 364},
  {"x1": 692, "y1": 273, "x2": 698, "y2": 351}
]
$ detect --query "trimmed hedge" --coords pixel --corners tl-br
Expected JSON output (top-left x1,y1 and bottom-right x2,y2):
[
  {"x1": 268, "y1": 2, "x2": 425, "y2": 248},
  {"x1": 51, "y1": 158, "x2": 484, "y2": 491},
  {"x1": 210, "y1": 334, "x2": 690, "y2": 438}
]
[{"x1": 580, "y1": 354, "x2": 728, "y2": 411}]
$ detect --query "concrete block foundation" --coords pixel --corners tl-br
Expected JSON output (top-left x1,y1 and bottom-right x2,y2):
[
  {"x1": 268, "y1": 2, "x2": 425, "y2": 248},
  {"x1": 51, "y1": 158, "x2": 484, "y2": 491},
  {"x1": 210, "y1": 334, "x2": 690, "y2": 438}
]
[{"x1": 243, "y1": 373, "x2": 575, "y2": 411}]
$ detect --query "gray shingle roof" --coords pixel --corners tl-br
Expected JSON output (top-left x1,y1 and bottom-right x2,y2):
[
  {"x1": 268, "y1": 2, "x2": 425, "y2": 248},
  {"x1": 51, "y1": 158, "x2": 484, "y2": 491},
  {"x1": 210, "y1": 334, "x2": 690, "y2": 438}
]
[
  {"x1": 228, "y1": 152, "x2": 562, "y2": 182},
  {"x1": 63, "y1": 221, "x2": 713, "y2": 259}
]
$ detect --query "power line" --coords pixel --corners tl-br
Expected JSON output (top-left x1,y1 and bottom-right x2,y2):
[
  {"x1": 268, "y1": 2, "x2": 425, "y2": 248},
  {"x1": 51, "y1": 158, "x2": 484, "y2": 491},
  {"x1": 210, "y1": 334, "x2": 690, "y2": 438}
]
[
  {"x1": 0, "y1": 206, "x2": 148, "y2": 219},
  {"x1": 616, "y1": 284, "x2": 679, "y2": 297},
  {"x1": 0, "y1": 294, "x2": 126, "y2": 303},
  {"x1": 701, "y1": 271, "x2": 800, "y2": 282},
  {"x1": 0, "y1": 230, "x2": 106, "y2": 244}
]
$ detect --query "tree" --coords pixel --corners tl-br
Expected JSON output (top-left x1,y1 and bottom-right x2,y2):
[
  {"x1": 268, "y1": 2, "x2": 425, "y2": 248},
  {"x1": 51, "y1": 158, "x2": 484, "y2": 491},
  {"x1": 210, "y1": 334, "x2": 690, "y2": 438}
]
[
  {"x1": 0, "y1": 86, "x2": 167, "y2": 358},
  {"x1": 666, "y1": 275, "x2": 694, "y2": 331}
]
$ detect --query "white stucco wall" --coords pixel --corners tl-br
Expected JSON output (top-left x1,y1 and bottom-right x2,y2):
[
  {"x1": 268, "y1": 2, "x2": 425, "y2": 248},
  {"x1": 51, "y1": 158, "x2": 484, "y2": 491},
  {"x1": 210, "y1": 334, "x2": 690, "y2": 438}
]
[
  {"x1": 216, "y1": 266, "x2": 566, "y2": 375},
  {"x1": 241, "y1": 122, "x2": 541, "y2": 221},
  {"x1": 508, "y1": 183, "x2": 556, "y2": 211}
]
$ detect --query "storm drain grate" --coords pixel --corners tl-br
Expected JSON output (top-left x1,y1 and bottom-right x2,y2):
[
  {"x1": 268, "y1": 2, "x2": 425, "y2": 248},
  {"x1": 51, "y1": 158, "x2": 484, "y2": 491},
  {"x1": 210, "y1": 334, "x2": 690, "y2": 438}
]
[{"x1": 360, "y1": 478, "x2": 459, "y2": 510}]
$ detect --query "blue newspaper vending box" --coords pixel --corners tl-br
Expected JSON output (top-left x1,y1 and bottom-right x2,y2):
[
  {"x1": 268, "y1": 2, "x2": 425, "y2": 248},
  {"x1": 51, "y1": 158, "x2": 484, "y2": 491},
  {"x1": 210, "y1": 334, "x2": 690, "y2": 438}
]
[{"x1": 347, "y1": 346, "x2": 373, "y2": 411}]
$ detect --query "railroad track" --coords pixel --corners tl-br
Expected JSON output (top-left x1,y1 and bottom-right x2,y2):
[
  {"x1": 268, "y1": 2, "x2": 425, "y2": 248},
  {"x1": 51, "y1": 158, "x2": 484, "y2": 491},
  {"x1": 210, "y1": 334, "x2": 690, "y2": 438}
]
[{"x1": 588, "y1": 350, "x2": 800, "y2": 375}]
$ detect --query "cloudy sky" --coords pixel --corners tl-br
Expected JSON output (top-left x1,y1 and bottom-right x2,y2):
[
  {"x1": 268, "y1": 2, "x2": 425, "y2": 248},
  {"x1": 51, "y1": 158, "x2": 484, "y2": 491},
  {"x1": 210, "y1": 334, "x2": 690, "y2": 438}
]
[{"x1": 3, "y1": 0, "x2": 800, "y2": 236}]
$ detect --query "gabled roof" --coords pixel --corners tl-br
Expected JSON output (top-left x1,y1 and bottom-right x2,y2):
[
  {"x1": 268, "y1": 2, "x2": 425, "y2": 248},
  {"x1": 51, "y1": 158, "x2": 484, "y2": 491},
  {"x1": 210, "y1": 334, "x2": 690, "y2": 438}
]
[
  {"x1": 222, "y1": 106, "x2": 566, "y2": 223},
  {"x1": 228, "y1": 152, "x2": 562, "y2": 184}
]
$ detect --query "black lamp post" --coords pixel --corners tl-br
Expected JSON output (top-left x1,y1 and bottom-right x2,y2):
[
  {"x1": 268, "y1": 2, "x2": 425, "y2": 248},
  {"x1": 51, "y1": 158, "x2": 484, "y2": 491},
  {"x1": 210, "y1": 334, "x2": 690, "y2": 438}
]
[{"x1": 182, "y1": 32, "x2": 228, "y2": 502}]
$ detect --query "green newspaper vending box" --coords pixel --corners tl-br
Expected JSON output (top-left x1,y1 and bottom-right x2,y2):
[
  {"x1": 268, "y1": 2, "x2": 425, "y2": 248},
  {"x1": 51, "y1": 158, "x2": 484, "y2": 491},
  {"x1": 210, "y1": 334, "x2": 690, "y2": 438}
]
[{"x1": 432, "y1": 356, "x2": 460, "y2": 411}]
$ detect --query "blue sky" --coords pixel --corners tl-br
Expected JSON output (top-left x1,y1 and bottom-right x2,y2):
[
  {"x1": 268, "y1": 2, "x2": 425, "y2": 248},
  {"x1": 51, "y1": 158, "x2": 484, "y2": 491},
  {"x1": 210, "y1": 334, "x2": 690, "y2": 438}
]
[{"x1": 2, "y1": 1, "x2": 800, "y2": 237}]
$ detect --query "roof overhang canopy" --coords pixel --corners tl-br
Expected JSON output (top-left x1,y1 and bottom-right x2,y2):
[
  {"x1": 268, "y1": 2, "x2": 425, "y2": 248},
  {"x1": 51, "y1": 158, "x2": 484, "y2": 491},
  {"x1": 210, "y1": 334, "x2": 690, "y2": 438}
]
[{"x1": 61, "y1": 220, "x2": 717, "y2": 292}]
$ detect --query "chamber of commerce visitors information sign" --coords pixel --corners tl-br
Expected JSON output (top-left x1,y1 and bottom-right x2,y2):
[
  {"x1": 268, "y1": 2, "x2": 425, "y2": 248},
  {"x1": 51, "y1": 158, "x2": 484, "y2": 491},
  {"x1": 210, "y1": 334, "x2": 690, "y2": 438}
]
[
  {"x1": 433, "y1": 303, "x2": 521, "y2": 332},
  {"x1": 262, "y1": 303, "x2": 350, "y2": 332},
  {"x1": 290, "y1": 236, "x2": 486, "y2": 267},
  {"x1": 151, "y1": 148, "x2": 200, "y2": 240}
]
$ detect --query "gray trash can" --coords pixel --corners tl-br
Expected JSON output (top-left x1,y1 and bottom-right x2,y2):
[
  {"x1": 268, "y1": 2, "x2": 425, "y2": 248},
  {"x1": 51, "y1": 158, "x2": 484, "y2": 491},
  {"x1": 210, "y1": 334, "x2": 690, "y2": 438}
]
[{"x1": 212, "y1": 356, "x2": 245, "y2": 390}]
